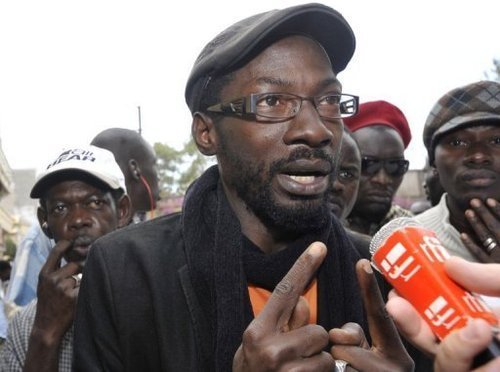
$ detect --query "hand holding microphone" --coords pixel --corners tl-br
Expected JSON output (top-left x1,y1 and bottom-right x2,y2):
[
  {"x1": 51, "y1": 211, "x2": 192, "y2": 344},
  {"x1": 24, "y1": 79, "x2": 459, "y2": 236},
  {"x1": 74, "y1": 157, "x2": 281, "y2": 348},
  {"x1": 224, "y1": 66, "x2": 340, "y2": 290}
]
[{"x1": 370, "y1": 217, "x2": 500, "y2": 371}]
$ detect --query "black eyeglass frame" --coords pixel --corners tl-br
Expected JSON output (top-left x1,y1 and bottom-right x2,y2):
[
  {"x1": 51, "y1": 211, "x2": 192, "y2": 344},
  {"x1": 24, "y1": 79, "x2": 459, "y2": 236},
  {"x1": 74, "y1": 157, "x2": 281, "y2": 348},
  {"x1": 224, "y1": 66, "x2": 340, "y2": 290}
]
[
  {"x1": 361, "y1": 156, "x2": 410, "y2": 177},
  {"x1": 206, "y1": 92, "x2": 359, "y2": 122}
]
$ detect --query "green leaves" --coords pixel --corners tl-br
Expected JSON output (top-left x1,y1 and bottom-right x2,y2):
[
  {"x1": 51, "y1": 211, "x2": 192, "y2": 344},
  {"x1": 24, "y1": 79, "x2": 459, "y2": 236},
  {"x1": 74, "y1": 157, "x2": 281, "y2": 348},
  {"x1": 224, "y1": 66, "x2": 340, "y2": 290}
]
[{"x1": 154, "y1": 139, "x2": 215, "y2": 198}]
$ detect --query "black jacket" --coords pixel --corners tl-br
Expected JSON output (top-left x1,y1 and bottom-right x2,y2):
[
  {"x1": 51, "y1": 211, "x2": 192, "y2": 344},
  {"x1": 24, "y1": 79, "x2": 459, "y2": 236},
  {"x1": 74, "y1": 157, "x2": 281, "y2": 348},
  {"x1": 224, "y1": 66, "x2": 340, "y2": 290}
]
[
  {"x1": 74, "y1": 213, "x2": 210, "y2": 371},
  {"x1": 74, "y1": 210, "x2": 432, "y2": 371}
]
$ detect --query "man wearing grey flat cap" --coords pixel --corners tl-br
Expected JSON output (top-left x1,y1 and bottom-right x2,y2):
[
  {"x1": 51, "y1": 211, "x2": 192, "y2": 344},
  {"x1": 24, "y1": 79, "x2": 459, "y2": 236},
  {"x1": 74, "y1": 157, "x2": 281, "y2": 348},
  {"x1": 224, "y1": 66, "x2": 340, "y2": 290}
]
[
  {"x1": 390, "y1": 80, "x2": 500, "y2": 371},
  {"x1": 74, "y1": 4, "x2": 413, "y2": 371},
  {"x1": 415, "y1": 80, "x2": 500, "y2": 264}
]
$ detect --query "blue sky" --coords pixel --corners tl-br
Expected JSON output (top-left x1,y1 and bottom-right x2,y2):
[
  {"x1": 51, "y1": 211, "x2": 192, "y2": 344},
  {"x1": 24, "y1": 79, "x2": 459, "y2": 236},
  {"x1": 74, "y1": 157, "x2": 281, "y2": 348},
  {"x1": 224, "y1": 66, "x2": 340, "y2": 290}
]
[{"x1": 0, "y1": 0, "x2": 498, "y2": 172}]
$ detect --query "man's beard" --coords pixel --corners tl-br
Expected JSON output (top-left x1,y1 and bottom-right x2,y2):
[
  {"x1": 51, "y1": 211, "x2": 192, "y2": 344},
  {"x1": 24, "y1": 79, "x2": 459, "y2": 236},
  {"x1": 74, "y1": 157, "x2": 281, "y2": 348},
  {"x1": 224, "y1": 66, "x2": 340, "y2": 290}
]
[{"x1": 223, "y1": 146, "x2": 333, "y2": 236}]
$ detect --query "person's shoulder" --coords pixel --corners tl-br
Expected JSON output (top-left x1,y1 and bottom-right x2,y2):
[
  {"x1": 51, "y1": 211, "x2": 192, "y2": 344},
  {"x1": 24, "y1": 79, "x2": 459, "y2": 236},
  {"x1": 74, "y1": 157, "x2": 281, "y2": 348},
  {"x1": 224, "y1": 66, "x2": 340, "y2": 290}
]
[
  {"x1": 19, "y1": 225, "x2": 45, "y2": 245},
  {"x1": 1, "y1": 301, "x2": 38, "y2": 368},
  {"x1": 375, "y1": 205, "x2": 414, "y2": 234},
  {"x1": 17, "y1": 300, "x2": 37, "y2": 318},
  {"x1": 414, "y1": 204, "x2": 440, "y2": 224},
  {"x1": 390, "y1": 204, "x2": 414, "y2": 218},
  {"x1": 415, "y1": 193, "x2": 448, "y2": 223},
  {"x1": 90, "y1": 212, "x2": 184, "y2": 260},
  {"x1": 9, "y1": 300, "x2": 37, "y2": 332},
  {"x1": 132, "y1": 211, "x2": 182, "y2": 231},
  {"x1": 101, "y1": 212, "x2": 182, "y2": 241},
  {"x1": 17, "y1": 224, "x2": 53, "y2": 254},
  {"x1": 346, "y1": 228, "x2": 372, "y2": 259},
  {"x1": 84, "y1": 213, "x2": 187, "y2": 293}
]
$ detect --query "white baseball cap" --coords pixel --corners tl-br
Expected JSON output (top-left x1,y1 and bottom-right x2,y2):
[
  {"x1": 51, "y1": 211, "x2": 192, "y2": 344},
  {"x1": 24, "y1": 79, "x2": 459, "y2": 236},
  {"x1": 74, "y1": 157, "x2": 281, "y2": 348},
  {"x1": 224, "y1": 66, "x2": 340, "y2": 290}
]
[{"x1": 30, "y1": 145, "x2": 126, "y2": 198}]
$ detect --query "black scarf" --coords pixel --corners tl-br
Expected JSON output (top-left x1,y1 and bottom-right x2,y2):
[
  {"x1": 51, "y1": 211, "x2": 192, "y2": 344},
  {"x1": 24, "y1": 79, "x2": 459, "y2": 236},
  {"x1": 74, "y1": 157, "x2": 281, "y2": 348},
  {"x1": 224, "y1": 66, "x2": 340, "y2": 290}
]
[{"x1": 182, "y1": 166, "x2": 365, "y2": 371}]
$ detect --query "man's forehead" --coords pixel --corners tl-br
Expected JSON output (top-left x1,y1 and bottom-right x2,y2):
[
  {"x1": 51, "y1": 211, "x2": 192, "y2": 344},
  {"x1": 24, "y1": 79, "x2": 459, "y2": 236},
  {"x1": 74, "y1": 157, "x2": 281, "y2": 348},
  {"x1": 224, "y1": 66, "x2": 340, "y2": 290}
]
[
  {"x1": 228, "y1": 75, "x2": 342, "y2": 95},
  {"x1": 221, "y1": 38, "x2": 340, "y2": 95},
  {"x1": 251, "y1": 76, "x2": 342, "y2": 93},
  {"x1": 341, "y1": 134, "x2": 360, "y2": 157},
  {"x1": 354, "y1": 126, "x2": 405, "y2": 156}
]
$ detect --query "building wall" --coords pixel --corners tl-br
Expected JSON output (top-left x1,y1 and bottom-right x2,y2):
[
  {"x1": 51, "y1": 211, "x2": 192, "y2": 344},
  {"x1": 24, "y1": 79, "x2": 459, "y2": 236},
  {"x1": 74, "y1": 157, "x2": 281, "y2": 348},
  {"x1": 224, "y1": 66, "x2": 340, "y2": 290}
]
[
  {"x1": 0, "y1": 141, "x2": 16, "y2": 256},
  {"x1": 1, "y1": 169, "x2": 38, "y2": 226}
]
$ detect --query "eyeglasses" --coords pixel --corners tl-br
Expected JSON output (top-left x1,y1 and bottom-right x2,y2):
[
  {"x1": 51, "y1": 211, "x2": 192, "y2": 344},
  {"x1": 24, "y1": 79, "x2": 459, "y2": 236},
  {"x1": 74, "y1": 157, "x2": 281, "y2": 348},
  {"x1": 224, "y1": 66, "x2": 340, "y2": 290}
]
[
  {"x1": 361, "y1": 156, "x2": 409, "y2": 177},
  {"x1": 206, "y1": 92, "x2": 359, "y2": 122}
]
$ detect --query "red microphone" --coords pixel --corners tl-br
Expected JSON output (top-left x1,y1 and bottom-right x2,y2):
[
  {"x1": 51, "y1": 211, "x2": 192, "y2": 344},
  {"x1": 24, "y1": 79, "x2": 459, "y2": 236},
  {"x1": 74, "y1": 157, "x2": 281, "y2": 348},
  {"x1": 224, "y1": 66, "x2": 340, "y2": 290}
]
[
  {"x1": 370, "y1": 217, "x2": 500, "y2": 365},
  {"x1": 370, "y1": 217, "x2": 498, "y2": 338}
]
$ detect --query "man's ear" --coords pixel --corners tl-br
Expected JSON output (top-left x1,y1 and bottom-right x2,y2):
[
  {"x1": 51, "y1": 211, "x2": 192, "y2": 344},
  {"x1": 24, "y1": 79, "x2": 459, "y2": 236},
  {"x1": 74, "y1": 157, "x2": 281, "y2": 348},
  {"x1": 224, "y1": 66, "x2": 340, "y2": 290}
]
[
  {"x1": 117, "y1": 194, "x2": 133, "y2": 227},
  {"x1": 192, "y1": 112, "x2": 217, "y2": 156},
  {"x1": 37, "y1": 207, "x2": 53, "y2": 239},
  {"x1": 128, "y1": 159, "x2": 141, "y2": 180}
]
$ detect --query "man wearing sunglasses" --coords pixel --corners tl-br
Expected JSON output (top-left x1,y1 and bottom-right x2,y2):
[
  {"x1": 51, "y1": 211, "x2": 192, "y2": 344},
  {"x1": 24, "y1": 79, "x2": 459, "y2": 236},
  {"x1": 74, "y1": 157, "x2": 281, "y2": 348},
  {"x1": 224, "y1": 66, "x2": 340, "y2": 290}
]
[{"x1": 343, "y1": 100, "x2": 413, "y2": 236}]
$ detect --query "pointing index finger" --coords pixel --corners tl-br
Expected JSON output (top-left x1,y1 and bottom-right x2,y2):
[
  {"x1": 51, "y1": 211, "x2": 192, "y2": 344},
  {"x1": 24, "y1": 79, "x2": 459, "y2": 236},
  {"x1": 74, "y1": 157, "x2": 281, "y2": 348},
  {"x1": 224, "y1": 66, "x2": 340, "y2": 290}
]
[
  {"x1": 256, "y1": 242, "x2": 327, "y2": 331},
  {"x1": 40, "y1": 239, "x2": 73, "y2": 274},
  {"x1": 356, "y1": 259, "x2": 407, "y2": 351}
]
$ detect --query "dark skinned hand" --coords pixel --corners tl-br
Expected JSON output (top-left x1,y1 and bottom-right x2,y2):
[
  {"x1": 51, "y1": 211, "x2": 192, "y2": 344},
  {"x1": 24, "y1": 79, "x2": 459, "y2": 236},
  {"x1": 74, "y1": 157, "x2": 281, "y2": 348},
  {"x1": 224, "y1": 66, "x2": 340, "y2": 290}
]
[
  {"x1": 463, "y1": 198, "x2": 500, "y2": 263},
  {"x1": 329, "y1": 259, "x2": 415, "y2": 372},
  {"x1": 233, "y1": 242, "x2": 335, "y2": 371},
  {"x1": 32, "y1": 239, "x2": 82, "y2": 342}
]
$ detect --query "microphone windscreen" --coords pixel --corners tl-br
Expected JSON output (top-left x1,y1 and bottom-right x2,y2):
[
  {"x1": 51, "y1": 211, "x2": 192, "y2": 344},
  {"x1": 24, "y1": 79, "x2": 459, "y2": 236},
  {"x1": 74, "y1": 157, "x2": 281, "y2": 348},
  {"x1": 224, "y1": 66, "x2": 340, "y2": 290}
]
[{"x1": 369, "y1": 217, "x2": 421, "y2": 260}]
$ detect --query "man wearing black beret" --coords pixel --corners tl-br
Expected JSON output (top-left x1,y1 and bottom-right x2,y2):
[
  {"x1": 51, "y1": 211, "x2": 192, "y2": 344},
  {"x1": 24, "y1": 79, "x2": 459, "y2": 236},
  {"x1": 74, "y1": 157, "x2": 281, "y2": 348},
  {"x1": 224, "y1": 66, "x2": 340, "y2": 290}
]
[{"x1": 73, "y1": 4, "x2": 414, "y2": 371}]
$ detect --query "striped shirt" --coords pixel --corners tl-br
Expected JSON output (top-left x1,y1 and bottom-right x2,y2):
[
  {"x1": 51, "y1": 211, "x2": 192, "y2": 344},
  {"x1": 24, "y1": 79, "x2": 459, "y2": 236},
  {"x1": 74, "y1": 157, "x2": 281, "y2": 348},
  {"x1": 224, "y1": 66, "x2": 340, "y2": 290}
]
[
  {"x1": 415, "y1": 193, "x2": 500, "y2": 308},
  {"x1": 415, "y1": 193, "x2": 476, "y2": 261},
  {"x1": 0, "y1": 300, "x2": 73, "y2": 372}
]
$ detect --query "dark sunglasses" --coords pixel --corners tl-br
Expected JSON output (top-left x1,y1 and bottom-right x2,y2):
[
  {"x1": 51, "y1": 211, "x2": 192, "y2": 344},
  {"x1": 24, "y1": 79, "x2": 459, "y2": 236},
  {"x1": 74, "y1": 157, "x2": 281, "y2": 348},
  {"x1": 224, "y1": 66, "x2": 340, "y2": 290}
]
[{"x1": 361, "y1": 156, "x2": 409, "y2": 177}]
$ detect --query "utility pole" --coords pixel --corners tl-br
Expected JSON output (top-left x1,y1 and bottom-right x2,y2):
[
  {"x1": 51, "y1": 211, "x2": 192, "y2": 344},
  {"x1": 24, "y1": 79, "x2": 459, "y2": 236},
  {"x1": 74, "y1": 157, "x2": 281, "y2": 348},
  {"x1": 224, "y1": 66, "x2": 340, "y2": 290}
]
[{"x1": 137, "y1": 106, "x2": 142, "y2": 135}]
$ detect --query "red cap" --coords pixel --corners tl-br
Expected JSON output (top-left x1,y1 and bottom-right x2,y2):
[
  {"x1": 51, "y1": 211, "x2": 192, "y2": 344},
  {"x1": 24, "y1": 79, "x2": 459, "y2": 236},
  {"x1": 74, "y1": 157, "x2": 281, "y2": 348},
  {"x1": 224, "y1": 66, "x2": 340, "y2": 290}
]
[{"x1": 343, "y1": 100, "x2": 411, "y2": 148}]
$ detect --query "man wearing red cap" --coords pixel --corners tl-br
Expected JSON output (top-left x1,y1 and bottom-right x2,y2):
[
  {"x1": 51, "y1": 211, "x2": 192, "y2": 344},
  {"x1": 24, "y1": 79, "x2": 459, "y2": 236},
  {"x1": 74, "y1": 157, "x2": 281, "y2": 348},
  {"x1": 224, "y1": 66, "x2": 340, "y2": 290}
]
[{"x1": 343, "y1": 100, "x2": 413, "y2": 236}]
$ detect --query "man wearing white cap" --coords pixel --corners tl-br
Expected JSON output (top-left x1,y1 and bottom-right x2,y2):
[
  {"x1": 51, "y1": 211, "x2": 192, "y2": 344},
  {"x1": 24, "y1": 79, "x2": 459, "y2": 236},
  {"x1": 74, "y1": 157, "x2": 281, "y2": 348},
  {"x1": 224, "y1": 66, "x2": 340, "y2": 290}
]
[
  {"x1": 6, "y1": 129, "x2": 159, "y2": 308},
  {"x1": 1, "y1": 145, "x2": 131, "y2": 372}
]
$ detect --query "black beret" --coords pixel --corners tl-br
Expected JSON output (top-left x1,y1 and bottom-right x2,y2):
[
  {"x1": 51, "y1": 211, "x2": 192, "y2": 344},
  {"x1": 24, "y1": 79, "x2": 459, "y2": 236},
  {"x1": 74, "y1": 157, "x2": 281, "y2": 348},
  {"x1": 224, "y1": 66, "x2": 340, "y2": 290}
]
[{"x1": 184, "y1": 3, "x2": 356, "y2": 113}]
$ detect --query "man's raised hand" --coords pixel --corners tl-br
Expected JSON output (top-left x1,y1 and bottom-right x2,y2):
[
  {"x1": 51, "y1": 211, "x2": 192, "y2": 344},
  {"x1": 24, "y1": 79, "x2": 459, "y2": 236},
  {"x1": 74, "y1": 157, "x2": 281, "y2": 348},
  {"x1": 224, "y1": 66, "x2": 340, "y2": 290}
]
[{"x1": 233, "y1": 242, "x2": 334, "y2": 371}]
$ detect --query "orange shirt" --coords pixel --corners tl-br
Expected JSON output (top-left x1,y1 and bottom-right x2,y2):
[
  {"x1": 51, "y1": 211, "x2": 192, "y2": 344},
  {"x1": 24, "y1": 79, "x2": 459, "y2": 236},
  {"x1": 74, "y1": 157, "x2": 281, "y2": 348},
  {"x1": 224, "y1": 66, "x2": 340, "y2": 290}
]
[{"x1": 248, "y1": 279, "x2": 318, "y2": 324}]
